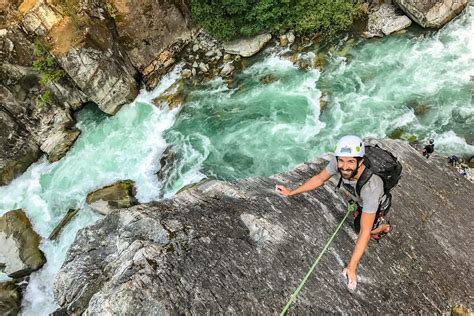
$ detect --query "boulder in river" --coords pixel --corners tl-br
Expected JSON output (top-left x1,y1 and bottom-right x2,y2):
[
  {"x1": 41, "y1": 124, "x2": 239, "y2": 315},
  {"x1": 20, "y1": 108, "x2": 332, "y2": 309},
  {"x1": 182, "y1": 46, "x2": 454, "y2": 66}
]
[
  {"x1": 394, "y1": 0, "x2": 469, "y2": 29},
  {"x1": 223, "y1": 34, "x2": 272, "y2": 57},
  {"x1": 151, "y1": 81, "x2": 185, "y2": 109},
  {"x1": 0, "y1": 209, "x2": 46, "y2": 278},
  {"x1": 0, "y1": 281, "x2": 22, "y2": 316},
  {"x1": 86, "y1": 180, "x2": 138, "y2": 215},
  {"x1": 54, "y1": 140, "x2": 472, "y2": 314}
]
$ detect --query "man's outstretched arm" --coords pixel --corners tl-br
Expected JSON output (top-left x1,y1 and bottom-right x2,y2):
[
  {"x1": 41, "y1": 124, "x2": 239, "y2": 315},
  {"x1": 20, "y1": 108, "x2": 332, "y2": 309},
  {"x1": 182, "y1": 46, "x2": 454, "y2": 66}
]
[
  {"x1": 276, "y1": 169, "x2": 332, "y2": 196},
  {"x1": 343, "y1": 211, "x2": 376, "y2": 290}
]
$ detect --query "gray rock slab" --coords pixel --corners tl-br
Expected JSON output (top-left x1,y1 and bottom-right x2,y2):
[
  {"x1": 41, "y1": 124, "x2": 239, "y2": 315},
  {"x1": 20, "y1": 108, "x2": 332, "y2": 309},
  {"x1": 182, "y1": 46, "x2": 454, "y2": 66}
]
[
  {"x1": 54, "y1": 140, "x2": 473, "y2": 314},
  {"x1": 394, "y1": 0, "x2": 469, "y2": 28}
]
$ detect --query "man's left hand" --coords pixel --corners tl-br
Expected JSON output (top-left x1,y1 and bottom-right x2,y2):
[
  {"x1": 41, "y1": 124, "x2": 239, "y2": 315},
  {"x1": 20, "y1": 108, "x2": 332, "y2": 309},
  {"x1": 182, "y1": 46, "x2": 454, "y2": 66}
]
[{"x1": 342, "y1": 267, "x2": 357, "y2": 291}]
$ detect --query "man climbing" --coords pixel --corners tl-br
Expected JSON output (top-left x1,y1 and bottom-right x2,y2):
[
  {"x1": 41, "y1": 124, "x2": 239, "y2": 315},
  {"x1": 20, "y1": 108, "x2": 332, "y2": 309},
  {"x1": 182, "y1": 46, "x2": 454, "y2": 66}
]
[
  {"x1": 276, "y1": 135, "x2": 396, "y2": 291},
  {"x1": 422, "y1": 139, "x2": 435, "y2": 158}
]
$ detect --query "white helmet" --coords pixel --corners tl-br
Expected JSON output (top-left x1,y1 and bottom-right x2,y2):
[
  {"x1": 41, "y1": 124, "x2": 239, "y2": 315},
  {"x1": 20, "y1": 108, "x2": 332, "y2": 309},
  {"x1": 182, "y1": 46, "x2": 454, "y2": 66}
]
[{"x1": 335, "y1": 135, "x2": 365, "y2": 157}]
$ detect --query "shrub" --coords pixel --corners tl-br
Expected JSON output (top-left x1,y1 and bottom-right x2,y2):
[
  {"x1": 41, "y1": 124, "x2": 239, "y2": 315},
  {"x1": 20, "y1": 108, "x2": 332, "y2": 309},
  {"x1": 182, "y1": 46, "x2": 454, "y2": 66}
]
[
  {"x1": 32, "y1": 39, "x2": 65, "y2": 85},
  {"x1": 186, "y1": 0, "x2": 363, "y2": 40},
  {"x1": 388, "y1": 128, "x2": 404, "y2": 139},
  {"x1": 407, "y1": 135, "x2": 417, "y2": 143},
  {"x1": 37, "y1": 90, "x2": 52, "y2": 108}
]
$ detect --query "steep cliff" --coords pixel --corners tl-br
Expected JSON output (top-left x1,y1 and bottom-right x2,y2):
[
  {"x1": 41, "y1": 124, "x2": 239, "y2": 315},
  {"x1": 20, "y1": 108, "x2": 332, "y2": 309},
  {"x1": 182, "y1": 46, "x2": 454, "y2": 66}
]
[
  {"x1": 53, "y1": 139, "x2": 473, "y2": 314},
  {"x1": 0, "y1": 0, "x2": 195, "y2": 185}
]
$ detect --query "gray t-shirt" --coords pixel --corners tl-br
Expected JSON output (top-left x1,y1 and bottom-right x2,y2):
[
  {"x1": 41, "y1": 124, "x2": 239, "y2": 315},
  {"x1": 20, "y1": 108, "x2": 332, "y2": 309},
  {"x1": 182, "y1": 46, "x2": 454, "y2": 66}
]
[{"x1": 325, "y1": 156, "x2": 384, "y2": 213}]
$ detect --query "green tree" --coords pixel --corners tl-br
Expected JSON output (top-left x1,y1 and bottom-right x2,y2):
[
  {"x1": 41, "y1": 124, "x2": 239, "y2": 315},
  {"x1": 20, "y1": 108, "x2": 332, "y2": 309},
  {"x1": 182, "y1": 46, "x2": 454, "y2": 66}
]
[{"x1": 186, "y1": 0, "x2": 363, "y2": 41}]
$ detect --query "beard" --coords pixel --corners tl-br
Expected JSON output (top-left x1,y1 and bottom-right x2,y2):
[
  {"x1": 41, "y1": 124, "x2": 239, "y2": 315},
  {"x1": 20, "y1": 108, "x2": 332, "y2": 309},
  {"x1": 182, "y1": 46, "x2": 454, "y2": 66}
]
[{"x1": 339, "y1": 168, "x2": 354, "y2": 179}]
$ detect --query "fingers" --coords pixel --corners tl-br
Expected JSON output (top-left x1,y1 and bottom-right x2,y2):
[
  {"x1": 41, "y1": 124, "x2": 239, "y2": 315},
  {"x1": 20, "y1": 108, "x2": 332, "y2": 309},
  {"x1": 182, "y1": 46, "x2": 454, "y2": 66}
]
[
  {"x1": 342, "y1": 268, "x2": 357, "y2": 291},
  {"x1": 348, "y1": 279, "x2": 357, "y2": 291},
  {"x1": 275, "y1": 185, "x2": 288, "y2": 196}
]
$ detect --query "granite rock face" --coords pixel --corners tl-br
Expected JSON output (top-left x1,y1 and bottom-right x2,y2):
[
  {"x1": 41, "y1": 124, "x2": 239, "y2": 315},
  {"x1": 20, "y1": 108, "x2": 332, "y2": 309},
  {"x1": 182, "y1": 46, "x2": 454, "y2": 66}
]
[
  {"x1": 394, "y1": 0, "x2": 469, "y2": 28},
  {"x1": 110, "y1": 0, "x2": 195, "y2": 72},
  {"x1": 0, "y1": 25, "x2": 85, "y2": 184},
  {"x1": 0, "y1": 0, "x2": 195, "y2": 184},
  {"x1": 54, "y1": 140, "x2": 473, "y2": 314}
]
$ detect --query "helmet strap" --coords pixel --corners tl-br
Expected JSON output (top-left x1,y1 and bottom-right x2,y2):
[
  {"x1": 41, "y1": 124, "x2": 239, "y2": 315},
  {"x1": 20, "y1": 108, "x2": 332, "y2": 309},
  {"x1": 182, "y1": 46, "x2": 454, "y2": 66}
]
[{"x1": 350, "y1": 157, "x2": 363, "y2": 179}]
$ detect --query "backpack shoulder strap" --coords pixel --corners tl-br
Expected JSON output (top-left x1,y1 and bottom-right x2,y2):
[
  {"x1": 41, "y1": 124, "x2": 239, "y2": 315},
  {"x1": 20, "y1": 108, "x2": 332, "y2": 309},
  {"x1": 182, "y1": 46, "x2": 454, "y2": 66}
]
[
  {"x1": 356, "y1": 167, "x2": 373, "y2": 197},
  {"x1": 336, "y1": 174, "x2": 342, "y2": 191}
]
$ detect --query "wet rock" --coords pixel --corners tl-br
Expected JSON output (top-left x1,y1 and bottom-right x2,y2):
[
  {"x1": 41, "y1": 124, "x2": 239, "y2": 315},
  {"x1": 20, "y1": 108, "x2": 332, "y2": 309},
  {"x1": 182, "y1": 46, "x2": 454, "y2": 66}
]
[
  {"x1": 315, "y1": 52, "x2": 326, "y2": 70},
  {"x1": 394, "y1": 0, "x2": 469, "y2": 28},
  {"x1": 320, "y1": 92, "x2": 329, "y2": 111},
  {"x1": 220, "y1": 62, "x2": 235, "y2": 77},
  {"x1": 297, "y1": 52, "x2": 316, "y2": 70},
  {"x1": 287, "y1": 32, "x2": 295, "y2": 45},
  {"x1": 181, "y1": 69, "x2": 192, "y2": 79},
  {"x1": 48, "y1": 208, "x2": 80, "y2": 241},
  {"x1": 156, "y1": 146, "x2": 177, "y2": 190},
  {"x1": 289, "y1": 53, "x2": 298, "y2": 64},
  {"x1": 223, "y1": 33, "x2": 272, "y2": 57},
  {"x1": 198, "y1": 62, "x2": 209, "y2": 73},
  {"x1": 0, "y1": 281, "x2": 21, "y2": 316},
  {"x1": 468, "y1": 156, "x2": 474, "y2": 169},
  {"x1": 261, "y1": 74, "x2": 278, "y2": 84},
  {"x1": 54, "y1": 140, "x2": 473, "y2": 314},
  {"x1": 407, "y1": 100, "x2": 430, "y2": 116},
  {"x1": 152, "y1": 81, "x2": 185, "y2": 109},
  {"x1": 336, "y1": 38, "x2": 355, "y2": 57},
  {"x1": 0, "y1": 209, "x2": 46, "y2": 278},
  {"x1": 40, "y1": 128, "x2": 81, "y2": 162},
  {"x1": 86, "y1": 180, "x2": 138, "y2": 215},
  {"x1": 279, "y1": 34, "x2": 288, "y2": 47}
]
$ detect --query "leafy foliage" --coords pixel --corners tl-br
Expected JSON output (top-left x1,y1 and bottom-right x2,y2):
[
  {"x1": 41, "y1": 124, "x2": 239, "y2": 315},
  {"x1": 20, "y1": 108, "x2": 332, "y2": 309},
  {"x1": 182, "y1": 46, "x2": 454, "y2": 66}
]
[
  {"x1": 186, "y1": 0, "x2": 363, "y2": 40},
  {"x1": 37, "y1": 90, "x2": 52, "y2": 108},
  {"x1": 32, "y1": 39, "x2": 65, "y2": 85}
]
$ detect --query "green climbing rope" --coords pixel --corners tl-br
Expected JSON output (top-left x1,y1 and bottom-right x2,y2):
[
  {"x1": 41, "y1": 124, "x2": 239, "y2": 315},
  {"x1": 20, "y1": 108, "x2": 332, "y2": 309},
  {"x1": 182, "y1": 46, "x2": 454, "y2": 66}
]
[{"x1": 280, "y1": 201, "x2": 357, "y2": 315}]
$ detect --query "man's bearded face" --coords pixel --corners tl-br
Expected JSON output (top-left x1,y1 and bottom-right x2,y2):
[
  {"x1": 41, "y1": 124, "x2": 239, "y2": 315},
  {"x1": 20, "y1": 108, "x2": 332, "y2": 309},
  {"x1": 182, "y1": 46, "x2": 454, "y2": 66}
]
[{"x1": 337, "y1": 157, "x2": 360, "y2": 179}]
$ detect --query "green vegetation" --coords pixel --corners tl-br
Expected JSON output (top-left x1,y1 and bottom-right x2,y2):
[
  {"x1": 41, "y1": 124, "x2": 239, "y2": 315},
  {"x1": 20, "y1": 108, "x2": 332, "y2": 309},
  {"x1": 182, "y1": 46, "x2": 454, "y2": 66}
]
[
  {"x1": 37, "y1": 90, "x2": 52, "y2": 108},
  {"x1": 105, "y1": 1, "x2": 118, "y2": 19},
  {"x1": 52, "y1": 0, "x2": 81, "y2": 16},
  {"x1": 186, "y1": 0, "x2": 363, "y2": 40},
  {"x1": 32, "y1": 39, "x2": 64, "y2": 85},
  {"x1": 388, "y1": 128, "x2": 404, "y2": 139},
  {"x1": 407, "y1": 135, "x2": 417, "y2": 143}
]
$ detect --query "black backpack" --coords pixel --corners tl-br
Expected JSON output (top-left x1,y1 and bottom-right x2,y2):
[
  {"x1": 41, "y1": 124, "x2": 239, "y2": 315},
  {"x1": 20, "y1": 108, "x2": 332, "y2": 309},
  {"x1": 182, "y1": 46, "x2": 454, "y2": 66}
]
[
  {"x1": 355, "y1": 145, "x2": 403, "y2": 197},
  {"x1": 336, "y1": 144, "x2": 403, "y2": 197}
]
